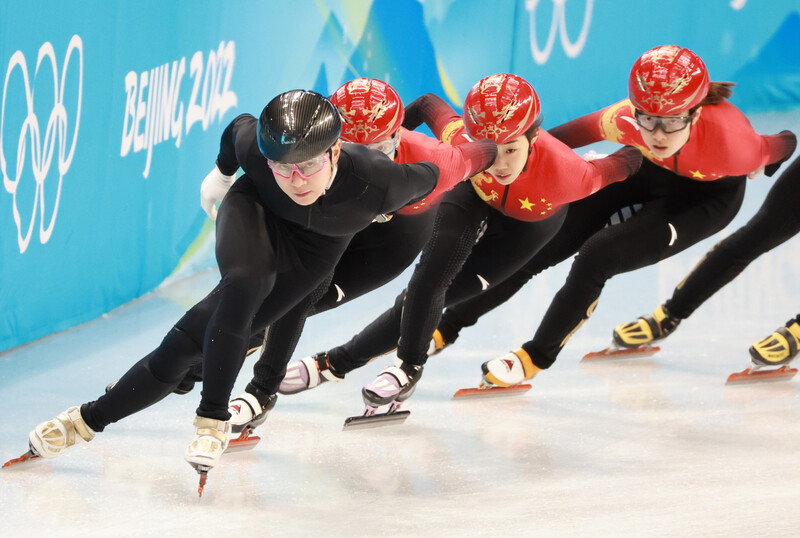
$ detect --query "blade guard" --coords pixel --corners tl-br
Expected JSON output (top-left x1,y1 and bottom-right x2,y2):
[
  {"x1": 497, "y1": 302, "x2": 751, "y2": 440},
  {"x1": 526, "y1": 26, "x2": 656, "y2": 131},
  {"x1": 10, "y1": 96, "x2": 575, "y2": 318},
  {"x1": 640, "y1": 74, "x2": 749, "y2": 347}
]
[
  {"x1": 582, "y1": 345, "x2": 660, "y2": 361},
  {"x1": 343, "y1": 410, "x2": 410, "y2": 431},
  {"x1": 452, "y1": 383, "x2": 531, "y2": 399},
  {"x1": 726, "y1": 365, "x2": 798, "y2": 385}
]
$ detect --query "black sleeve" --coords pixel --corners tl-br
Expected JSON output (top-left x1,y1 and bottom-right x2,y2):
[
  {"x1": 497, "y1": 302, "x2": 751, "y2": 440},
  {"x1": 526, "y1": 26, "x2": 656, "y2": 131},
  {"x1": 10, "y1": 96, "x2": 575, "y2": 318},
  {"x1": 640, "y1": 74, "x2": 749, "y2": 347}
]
[{"x1": 382, "y1": 161, "x2": 440, "y2": 213}]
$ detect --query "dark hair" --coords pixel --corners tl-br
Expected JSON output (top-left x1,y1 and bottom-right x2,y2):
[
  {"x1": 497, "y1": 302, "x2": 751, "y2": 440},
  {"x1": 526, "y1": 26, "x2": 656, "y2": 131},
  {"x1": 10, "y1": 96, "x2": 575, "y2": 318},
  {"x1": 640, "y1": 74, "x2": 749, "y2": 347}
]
[
  {"x1": 698, "y1": 81, "x2": 735, "y2": 106},
  {"x1": 523, "y1": 115, "x2": 544, "y2": 142}
]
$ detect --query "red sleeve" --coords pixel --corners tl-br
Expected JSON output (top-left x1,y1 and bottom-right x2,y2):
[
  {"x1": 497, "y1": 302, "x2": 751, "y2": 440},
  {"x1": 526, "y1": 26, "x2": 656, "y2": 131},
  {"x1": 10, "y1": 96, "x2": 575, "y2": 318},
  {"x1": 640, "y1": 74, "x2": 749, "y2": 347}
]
[
  {"x1": 763, "y1": 131, "x2": 797, "y2": 176},
  {"x1": 395, "y1": 130, "x2": 495, "y2": 214},
  {"x1": 587, "y1": 146, "x2": 643, "y2": 189},
  {"x1": 546, "y1": 107, "x2": 611, "y2": 148},
  {"x1": 403, "y1": 93, "x2": 463, "y2": 141}
]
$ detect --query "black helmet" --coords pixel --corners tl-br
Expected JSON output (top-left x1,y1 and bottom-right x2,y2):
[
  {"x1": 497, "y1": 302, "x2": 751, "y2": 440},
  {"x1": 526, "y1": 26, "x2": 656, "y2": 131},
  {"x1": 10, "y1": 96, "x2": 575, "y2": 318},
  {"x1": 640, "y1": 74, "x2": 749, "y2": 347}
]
[{"x1": 257, "y1": 90, "x2": 342, "y2": 163}]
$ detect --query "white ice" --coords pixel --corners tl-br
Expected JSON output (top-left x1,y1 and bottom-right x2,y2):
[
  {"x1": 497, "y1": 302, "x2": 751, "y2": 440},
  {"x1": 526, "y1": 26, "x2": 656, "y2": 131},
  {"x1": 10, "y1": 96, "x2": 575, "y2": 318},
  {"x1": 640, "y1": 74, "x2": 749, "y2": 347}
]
[{"x1": 1, "y1": 112, "x2": 800, "y2": 537}]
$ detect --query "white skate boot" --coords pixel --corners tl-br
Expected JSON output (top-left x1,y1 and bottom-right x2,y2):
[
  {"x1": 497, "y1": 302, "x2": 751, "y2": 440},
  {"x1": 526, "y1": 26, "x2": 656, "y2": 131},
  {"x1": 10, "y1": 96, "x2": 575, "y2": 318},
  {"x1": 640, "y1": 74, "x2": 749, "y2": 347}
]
[
  {"x1": 185, "y1": 416, "x2": 231, "y2": 497},
  {"x1": 185, "y1": 416, "x2": 230, "y2": 469},
  {"x1": 481, "y1": 348, "x2": 541, "y2": 387},
  {"x1": 28, "y1": 406, "x2": 96, "y2": 459},
  {"x1": 278, "y1": 352, "x2": 344, "y2": 395},
  {"x1": 451, "y1": 348, "x2": 538, "y2": 399},
  {"x1": 228, "y1": 390, "x2": 277, "y2": 434}
]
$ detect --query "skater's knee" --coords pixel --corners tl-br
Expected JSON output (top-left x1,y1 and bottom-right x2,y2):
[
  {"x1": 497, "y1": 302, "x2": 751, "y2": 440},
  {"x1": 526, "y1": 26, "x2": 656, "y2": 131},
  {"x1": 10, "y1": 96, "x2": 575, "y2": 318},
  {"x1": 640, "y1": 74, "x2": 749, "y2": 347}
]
[
  {"x1": 149, "y1": 328, "x2": 202, "y2": 383},
  {"x1": 223, "y1": 267, "x2": 275, "y2": 301}
]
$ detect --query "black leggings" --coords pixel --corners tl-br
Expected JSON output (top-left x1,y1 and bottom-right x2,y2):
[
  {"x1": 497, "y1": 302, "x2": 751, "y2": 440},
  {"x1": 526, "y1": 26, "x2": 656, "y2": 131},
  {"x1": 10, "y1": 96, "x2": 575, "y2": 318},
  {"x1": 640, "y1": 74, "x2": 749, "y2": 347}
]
[
  {"x1": 522, "y1": 162, "x2": 746, "y2": 368},
  {"x1": 248, "y1": 211, "x2": 437, "y2": 395},
  {"x1": 438, "y1": 181, "x2": 642, "y2": 343},
  {"x1": 665, "y1": 155, "x2": 800, "y2": 319},
  {"x1": 325, "y1": 181, "x2": 567, "y2": 372},
  {"x1": 81, "y1": 177, "x2": 349, "y2": 430}
]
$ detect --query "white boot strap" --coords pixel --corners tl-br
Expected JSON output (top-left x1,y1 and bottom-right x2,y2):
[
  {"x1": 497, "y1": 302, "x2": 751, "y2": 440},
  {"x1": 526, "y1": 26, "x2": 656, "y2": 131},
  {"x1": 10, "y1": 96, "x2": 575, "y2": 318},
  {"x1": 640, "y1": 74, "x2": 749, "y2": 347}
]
[
  {"x1": 58, "y1": 407, "x2": 95, "y2": 444},
  {"x1": 320, "y1": 368, "x2": 343, "y2": 383},
  {"x1": 193, "y1": 416, "x2": 231, "y2": 436},
  {"x1": 196, "y1": 428, "x2": 228, "y2": 443},
  {"x1": 382, "y1": 365, "x2": 410, "y2": 387},
  {"x1": 232, "y1": 392, "x2": 263, "y2": 416},
  {"x1": 301, "y1": 356, "x2": 322, "y2": 387}
]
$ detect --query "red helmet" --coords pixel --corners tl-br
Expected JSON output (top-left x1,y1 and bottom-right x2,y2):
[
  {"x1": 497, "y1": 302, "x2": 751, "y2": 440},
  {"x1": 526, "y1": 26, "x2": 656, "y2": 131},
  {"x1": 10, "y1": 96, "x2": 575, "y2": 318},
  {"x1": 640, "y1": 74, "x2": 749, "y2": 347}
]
[
  {"x1": 462, "y1": 74, "x2": 540, "y2": 144},
  {"x1": 628, "y1": 45, "x2": 710, "y2": 115},
  {"x1": 330, "y1": 78, "x2": 404, "y2": 144}
]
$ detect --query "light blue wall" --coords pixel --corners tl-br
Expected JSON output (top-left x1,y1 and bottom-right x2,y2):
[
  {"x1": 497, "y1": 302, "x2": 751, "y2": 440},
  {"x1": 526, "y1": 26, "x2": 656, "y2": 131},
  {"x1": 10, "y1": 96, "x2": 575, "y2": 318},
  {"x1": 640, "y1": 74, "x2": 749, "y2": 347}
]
[{"x1": 1, "y1": 0, "x2": 798, "y2": 351}]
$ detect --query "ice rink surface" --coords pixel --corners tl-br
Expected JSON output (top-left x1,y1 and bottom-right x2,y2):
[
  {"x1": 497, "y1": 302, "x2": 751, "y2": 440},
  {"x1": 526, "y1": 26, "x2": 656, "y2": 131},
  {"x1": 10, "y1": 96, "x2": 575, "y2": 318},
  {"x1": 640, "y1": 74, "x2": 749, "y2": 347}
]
[{"x1": 2, "y1": 113, "x2": 800, "y2": 537}]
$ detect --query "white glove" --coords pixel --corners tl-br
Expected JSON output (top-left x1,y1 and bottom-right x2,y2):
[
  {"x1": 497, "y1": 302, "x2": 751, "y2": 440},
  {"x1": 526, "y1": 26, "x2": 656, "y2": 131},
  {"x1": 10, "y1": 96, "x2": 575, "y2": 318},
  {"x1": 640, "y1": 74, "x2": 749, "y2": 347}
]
[
  {"x1": 582, "y1": 150, "x2": 608, "y2": 161},
  {"x1": 200, "y1": 166, "x2": 236, "y2": 220},
  {"x1": 747, "y1": 166, "x2": 765, "y2": 179}
]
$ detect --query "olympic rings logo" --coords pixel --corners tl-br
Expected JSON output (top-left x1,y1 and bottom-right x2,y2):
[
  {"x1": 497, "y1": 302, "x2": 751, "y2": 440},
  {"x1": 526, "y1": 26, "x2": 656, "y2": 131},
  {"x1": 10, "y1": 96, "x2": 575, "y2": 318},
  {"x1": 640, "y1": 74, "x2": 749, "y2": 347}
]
[
  {"x1": 526, "y1": 0, "x2": 593, "y2": 64},
  {"x1": 1, "y1": 35, "x2": 82, "y2": 253}
]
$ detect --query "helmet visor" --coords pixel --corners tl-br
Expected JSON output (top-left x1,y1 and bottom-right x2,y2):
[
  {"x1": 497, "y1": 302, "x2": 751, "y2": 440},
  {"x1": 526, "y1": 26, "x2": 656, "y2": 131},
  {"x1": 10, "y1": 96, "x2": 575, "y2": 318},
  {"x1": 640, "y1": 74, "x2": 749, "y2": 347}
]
[
  {"x1": 366, "y1": 133, "x2": 399, "y2": 156},
  {"x1": 268, "y1": 153, "x2": 329, "y2": 179},
  {"x1": 634, "y1": 110, "x2": 693, "y2": 134}
]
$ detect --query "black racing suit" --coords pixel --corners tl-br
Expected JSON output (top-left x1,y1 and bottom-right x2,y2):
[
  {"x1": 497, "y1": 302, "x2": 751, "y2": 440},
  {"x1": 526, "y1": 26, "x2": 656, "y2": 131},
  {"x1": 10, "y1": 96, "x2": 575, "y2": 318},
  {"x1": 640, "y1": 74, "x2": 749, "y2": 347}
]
[{"x1": 80, "y1": 113, "x2": 438, "y2": 428}]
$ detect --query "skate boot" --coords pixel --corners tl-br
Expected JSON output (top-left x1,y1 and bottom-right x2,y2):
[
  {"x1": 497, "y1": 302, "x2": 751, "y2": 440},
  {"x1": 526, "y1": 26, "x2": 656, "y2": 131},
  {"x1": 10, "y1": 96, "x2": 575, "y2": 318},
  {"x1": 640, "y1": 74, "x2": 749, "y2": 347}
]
[
  {"x1": 228, "y1": 387, "x2": 277, "y2": 434},
  {"x1": 613, "y1": 304, "x2": 680, "y2": 349},
  {"x1": 427, "y1": 329, "x2": 450, "y2": 357},
  {"x1": 481, "y1": 348, "x2": 540, "y2": 388},
  {"x1": 728, "y1": 320, "x2": 800, "y2": 384},
  {"x1": 185, "y1": 416, "x2": 231, "y2": 496},
  {"x1": 362, "y1": 358, "x2": 423, "y2": 412},
  {"x1": 278, "y1": 352, "x2": 344, "y2": 395},
  {"x1": 27, "y1": 406, "x2": 96, "y2": 460},
  {"x1": 749, "y1": 320, "x2": 800, "y2": 367},
  {"x1": 344, "y1": 359, "x2": 422, "y2": 430}
]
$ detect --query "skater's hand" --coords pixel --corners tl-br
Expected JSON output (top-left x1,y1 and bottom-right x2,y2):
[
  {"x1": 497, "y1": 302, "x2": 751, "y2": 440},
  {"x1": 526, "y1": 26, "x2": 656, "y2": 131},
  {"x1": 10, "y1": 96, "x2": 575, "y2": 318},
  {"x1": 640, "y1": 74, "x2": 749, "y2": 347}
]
[
  {"x1": 201, "y1": 166, "x2": 236, "y2": 220},
  {"x1": 747, "y1": 166, "x2": 765, "y2": 179},
  {"x1": 582, "y1": 150, "x2": 608, "y2": 161}
]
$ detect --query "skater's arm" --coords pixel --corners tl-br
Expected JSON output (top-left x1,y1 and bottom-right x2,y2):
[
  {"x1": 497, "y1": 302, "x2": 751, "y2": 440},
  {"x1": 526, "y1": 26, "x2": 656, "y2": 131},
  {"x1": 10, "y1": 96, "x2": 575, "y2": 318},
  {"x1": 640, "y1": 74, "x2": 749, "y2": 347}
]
[
  {"x1": 762, "y1": 130, "x2": 797, "y2": 176},
  {"x1": 216, "y1": 114, "x2": 256, "y2": 175},
  {"x1": 547, "y1": 106, "x2": 611, "y2": 149},
  {"x1": 403, "y1": 94, "x2": 462, "y2": 142}
]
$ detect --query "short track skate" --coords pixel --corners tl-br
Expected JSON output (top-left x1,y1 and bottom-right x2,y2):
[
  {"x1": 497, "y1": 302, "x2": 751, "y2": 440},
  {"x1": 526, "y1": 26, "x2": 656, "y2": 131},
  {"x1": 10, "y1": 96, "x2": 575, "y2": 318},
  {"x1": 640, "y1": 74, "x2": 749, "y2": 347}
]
[
  {"x1": 725, "y1": 364, "x2": 798, "y2": 385},
  {"x1": 343, "y1": 401, "x2": 410, "y2": 431},
  {"x1": 582, "y1": 342, "x2": 660, "y2": 361}
]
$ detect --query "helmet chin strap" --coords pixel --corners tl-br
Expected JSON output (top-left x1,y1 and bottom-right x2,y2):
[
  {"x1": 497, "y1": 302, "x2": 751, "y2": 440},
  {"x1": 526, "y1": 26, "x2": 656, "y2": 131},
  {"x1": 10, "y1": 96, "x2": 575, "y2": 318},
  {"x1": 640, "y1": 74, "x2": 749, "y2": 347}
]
[
  {"x1": 521, "y1": 140, "x2": 534, "y2": 173},
  {"x1": 324, "y1": 163, "x2": 338, "y2": 193}
]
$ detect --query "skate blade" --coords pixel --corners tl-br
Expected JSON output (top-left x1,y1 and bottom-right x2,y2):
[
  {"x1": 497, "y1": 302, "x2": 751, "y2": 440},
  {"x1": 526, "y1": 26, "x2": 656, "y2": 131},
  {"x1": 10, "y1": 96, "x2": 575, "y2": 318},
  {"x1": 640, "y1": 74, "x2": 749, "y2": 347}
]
[
  {"x1": 225, "y1": 432, "x2": 261, "y2": 453},
  {"x1": 452, "y1": 383, "x2": 531, "y2": 399},
  {"x1": 582, "y1": 345, "x2": 660, "y2": 361},
  {"x1": 189, "y1": 463, "x2": 212, "y2": 498},
  {"x1": 726, "y1": 365, "x2": 798, "y2": 385},
  {"x1": 342, "y1": 410, "x2": 410, "y2": 431},
  {"x1": 2, "y1": 451, "x2": 41, "y2": 468}
]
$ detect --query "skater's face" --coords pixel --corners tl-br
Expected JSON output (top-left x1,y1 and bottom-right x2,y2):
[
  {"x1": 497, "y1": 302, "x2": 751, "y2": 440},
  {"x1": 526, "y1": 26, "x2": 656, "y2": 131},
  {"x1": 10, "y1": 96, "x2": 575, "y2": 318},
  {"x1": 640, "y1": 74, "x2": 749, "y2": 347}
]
[
  {"x1": 270, "y1": 140, "x2": 342, "y2": 205},
  {"x1": 637, "y1": 107, "x2": 701, "y2": 159},
  {"x1": 485, "y1": 134, "x2": 536, "y2": 185}
]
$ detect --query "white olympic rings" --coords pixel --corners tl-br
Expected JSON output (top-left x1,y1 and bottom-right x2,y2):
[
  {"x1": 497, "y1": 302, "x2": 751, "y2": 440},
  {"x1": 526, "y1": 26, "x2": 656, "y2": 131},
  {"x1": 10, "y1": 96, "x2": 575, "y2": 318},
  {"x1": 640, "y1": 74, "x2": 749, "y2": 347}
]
[
  {"x1": 1, "y1": 35, "x2": 82, "y2": 253},
  {"x1": 526, "y1": 0, "x2": 593, "y2": 64}
]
